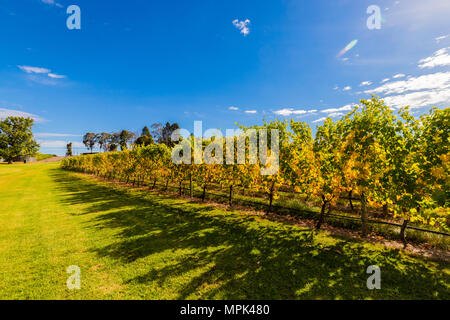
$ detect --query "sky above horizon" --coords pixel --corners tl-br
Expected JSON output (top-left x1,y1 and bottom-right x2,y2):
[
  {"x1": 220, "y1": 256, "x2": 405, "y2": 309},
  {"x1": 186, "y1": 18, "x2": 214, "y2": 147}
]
[{"x1": 1, "y1": 0, "x2": 450, "y2": 155}]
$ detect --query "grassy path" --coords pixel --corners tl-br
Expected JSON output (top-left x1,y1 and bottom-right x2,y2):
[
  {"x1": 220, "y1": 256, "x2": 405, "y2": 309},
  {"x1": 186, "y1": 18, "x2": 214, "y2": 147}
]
[{"x1": 0, "y1": 162, "x2": 448, "y2": 299}]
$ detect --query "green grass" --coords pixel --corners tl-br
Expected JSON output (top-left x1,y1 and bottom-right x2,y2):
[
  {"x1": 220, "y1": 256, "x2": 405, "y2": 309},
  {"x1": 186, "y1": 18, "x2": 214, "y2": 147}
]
[
  {"x1": 153, "y1": 180, "x2": 449, "y2": 249},
  {"x1": 0, "y1": 162, "x2": 448, "y2": 299},
  {"x1": 34, "y1": 153, "x2": 57, "y2": 161}
]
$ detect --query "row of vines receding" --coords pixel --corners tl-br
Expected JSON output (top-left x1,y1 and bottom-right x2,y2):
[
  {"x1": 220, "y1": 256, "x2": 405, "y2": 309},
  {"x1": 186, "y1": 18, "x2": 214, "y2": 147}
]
[{"x1": 61, "y1": 97, "x2": 449, "y2": 246}]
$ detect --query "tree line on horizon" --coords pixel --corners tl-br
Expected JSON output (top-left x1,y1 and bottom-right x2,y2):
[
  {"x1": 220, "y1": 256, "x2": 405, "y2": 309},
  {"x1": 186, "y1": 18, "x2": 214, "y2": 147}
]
[{"x1": 80, "y1": 122, "x2": 180, "y2": 154}]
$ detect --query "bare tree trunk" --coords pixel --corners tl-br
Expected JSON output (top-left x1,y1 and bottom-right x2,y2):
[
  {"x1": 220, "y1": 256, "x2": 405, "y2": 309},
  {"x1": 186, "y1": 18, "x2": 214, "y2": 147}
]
[
  {"x1": 268, "y1": 180, "x2": 275, "y2": 212},
  {"x1": 316, "y1": 196, "x2": 327, "y2": 229},
  {"x1": 361, "y1": 192, "x2": 368, "y2": 237},
  {"x1": 229, "y1": 185, "x2": 233, "y2": 207},
  {"x1": 399, "y1": 217, "x2": 409, "y2": 249},
  {"x1": 383, "y1": 204, "x2": 388, "y2": 216},
  {"x1": 349, "y1": 190, "x2": 354, "y2": 211},
  {"x1": 189, "y1": 175, "x2": 193, "y2": 198},
  {"x1": 179, "y1": 180, "x2": 182, "y2": 196},
  {"x1": 152, "y1": 177, "x2": 157, "y2": 189},
  {"x1": 202, "y1": 183, "x2": 207, "y2": 201}
]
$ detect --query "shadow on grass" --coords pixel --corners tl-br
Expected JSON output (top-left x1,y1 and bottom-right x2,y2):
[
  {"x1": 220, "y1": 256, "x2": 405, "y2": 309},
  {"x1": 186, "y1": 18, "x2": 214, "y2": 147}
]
[{"x1": 49, "y1": 168, "x2": 449, "y2": 300}]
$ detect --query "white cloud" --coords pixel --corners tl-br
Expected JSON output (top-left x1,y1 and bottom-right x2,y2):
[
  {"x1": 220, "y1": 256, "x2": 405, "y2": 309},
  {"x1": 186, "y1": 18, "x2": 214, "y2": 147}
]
[
  {"x1": 343, "y1": 86, "x2": 352, "y2": 91},
  {"x1": 364, "y1": 49, "x2": 450, "y2": 109},
  {"x1": 229, "y1": 106, "x2": 239, "y2": 111},
  {"x1": 436, "y1": 35, "x2": 449, "y2": 43},
  {"x1": 418, "y1": 47, "x2": 450, "y2": 69},
  {"x1": 35, "y1": 133, "x2": 81, "y2": 138},
  {"x1": 18, "y1": 66, "x2": 66, "y2": 80},
  {"x1": 381, "y1": 78, "x2": 390, "y2": 83},
  {"x1": 41, "y1": 0, "x2": 63, "y2": 7},
  {"x1": 26, "y1": 75, "x2": 58, "y2": 86},
  {"x1": 321, "y1": 104, "x2": 355, "y2": 114},
  {"x1": 312, "y1": 117, "x2": 327, "y2": 123},
  {"x1": 18, "y1": 65, "x2": 51, "y2": 74},
  {"x1": 365, "y1": 72, "x2": 450, "y2": 95},
  {"x1": 360, "y1": 81, "x2": 372, "y2": 86},
  {"x1": 38, "y1": 140, "x2": 84, "y2": 148},
  {"x1": 48, "y1": 73, "x2": 66, "y2": 79},
  {"x1": 244, "y1": 110, "x2": 257, "y2": 114},
  {"x1": 327, "y1": 112, "x2": 345, "y2": 118},
  {"x1": 232, "y1": 19, "x2": 250, "y2": 36},
  {"x1": 0, "y1": 108, "x2": 45, "y2": 122},
  {"x1": 273, "y1": 108, "x2": 317, "y2": 116},
  {"x1": 383, "y1": 88, "x2": 450, "y2": 109}
]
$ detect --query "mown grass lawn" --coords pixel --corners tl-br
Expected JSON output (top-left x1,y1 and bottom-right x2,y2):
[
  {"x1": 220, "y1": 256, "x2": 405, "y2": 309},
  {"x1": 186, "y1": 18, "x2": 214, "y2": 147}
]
[{"x1": 0, "y1": 162, "x2": 448, "y2": 299}]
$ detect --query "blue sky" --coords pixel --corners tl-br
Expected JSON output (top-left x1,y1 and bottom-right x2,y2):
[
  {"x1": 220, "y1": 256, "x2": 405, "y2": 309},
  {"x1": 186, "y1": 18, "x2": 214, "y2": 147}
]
[{"x1": 1, "y1": 0, "x2": 449, "y2": 155}]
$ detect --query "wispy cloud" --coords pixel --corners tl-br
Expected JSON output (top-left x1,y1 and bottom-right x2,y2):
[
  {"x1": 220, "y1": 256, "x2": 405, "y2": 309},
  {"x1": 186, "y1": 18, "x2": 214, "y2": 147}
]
[
  {"x1": 312, "y1": 117, "x2": 327, "y2": 123},
  {"x1": 38, "y1": 140, "x2": 84, "y2": 148},
  {"x1": 35, "y1": 133, "x2": 81, "y2": 138},
  {"x1": 343, "y1": 86, "x2": 352, "y2": 91},
  {"x1": 381, "y1": 78, "x2": 390, "y2": 83},
  {"x1": 365, "y1": 72, "x2": 450, "y2": 109},
  {"x1": 273, "y1": 108, "x2": 317, "y2": 116},
  {"x1": 418, "y1": 47, "x2": 450, "y2": 69},
  {"x1": 18, "y1": 65, "x2": 67, "y2": 84},
  {"x1": 382, "y1": 88, "x2": 450, "y2": 109},
  {"x1": 228, "y1": 106, "x2": 239, "y2": 111},
  {"x1": 48, "y1": 73, "x2": 66, "y2": 79},
  {"x1": 365, "y1": 72, "x2": 450, "y2": 95},
  {"x1": 26, "y1": 75, "x2": 59, "y2": 86},
  {"x1": 321, "y1": 104, "x2": 355, "y2": 114},
  {"x1": 359, "y1": 47, "x2": 450, "y2": 109},
  {"x1": 244, "y1": 110, "x2": 257, "y2": 114},
  {"x1": 327, "y1": 112, "x2": 345, "y2": 118},
  {"x1": 41, "y1": 0, "x2": 63, "y2": 8},
  {"x1": 232, "y1": 19, "x2": 250, "y2": 36},
  {"x1": 0, "y1": 108, "x2": 46, "y2": 122},
  {"x1": 435, "y1": 35, "x2": 449, "y2": 43},
  {"x1": 18, "y1": 65, "x2": 50, "y2": 74},
  {"x1": 359, "y1": 81, "x2": 372, "y2": 86}
]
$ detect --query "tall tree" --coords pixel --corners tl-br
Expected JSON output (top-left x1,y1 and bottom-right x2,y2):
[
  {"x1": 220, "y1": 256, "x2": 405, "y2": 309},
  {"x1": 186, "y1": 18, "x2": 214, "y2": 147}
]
[
  {"x1": 118, "y1": 130, "x2": 136, "y2": 151},
  {"x1": 0, "y1": 117, "x2": 39, "y2": 164},
  {"x1": 83, "y1": 133, "x2": 96, "y2": 153},
  {"x1": 135, "y1": 126, "x2": 154, "y2": 146},
  {"x1": 66, "y1": 142, "x2": 73, "y2": 157},
  {"x1": 96, "y1": 132, "x2": 112, "y2": 152},
  {"x1": 141, "y1": 126, "x2": 151, "y2": 137},
  {"x1": 151, "y1": 122, "x2": 180, "y2": 147},
  {"x1": 108, "y1": 132, "x2": 120, "y2": 151}
]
